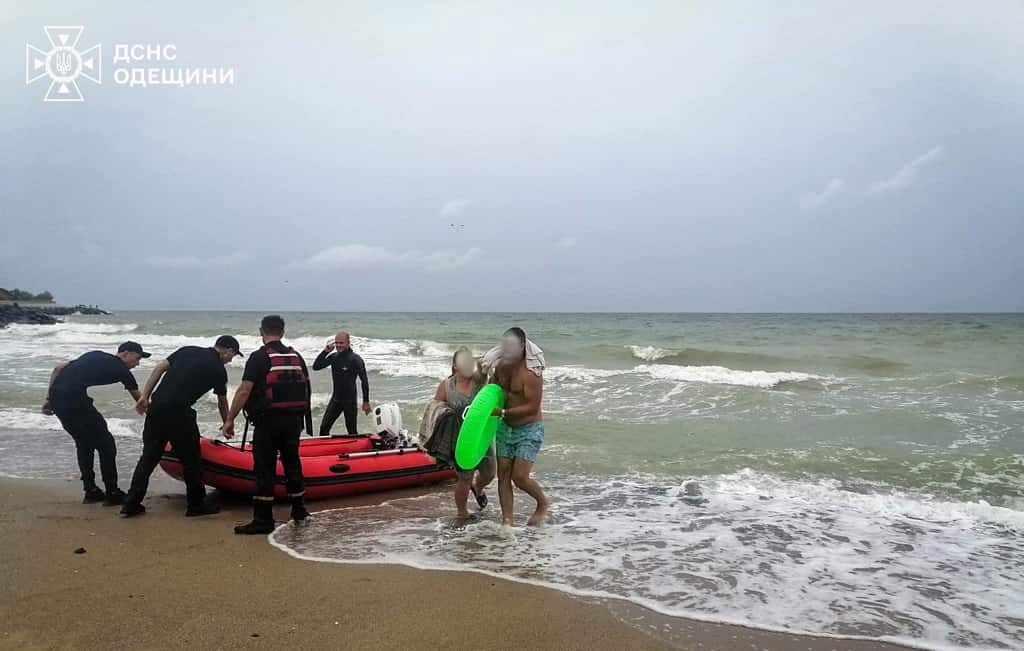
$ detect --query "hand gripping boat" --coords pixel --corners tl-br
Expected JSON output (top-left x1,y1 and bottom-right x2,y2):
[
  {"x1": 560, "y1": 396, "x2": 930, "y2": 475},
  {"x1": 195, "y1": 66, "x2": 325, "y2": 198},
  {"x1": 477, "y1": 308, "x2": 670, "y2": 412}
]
[{"x1": 159, "y1": 404, "x2": 455, "y2": 500}]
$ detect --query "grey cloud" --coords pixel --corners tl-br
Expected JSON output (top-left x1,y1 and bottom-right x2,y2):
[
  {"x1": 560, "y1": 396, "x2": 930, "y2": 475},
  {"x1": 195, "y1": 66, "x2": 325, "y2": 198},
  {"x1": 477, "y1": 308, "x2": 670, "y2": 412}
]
[
  {"x1": 145, "y1": 252, "x2": 250, "y2": 269},
  {"x1": 866, "y1": 147, "x2": 945, "y2": 196},
  {"x1": 440, "y1": 199, "x2": 472, "y2": 219},
  {"x1": 800, "y1": 178, "x2": 846, "y2": 212},
  {"x1": 298, "y1": 244, "x2": 484, "y2": 273}
]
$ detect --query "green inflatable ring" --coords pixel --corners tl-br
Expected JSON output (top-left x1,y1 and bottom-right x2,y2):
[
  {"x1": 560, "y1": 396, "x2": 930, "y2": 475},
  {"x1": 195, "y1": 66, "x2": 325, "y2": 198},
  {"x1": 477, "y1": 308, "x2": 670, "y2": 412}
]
[{"x1": 455, "y1": 384, "x2": 505, "y2": 471}]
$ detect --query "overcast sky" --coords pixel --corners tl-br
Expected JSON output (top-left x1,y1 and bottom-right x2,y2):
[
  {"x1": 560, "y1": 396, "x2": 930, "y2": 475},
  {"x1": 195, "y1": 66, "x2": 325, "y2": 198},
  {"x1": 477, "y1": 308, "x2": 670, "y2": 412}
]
[{"x1": 1, "y1": 2, "x2": 1022, "y2": 311}]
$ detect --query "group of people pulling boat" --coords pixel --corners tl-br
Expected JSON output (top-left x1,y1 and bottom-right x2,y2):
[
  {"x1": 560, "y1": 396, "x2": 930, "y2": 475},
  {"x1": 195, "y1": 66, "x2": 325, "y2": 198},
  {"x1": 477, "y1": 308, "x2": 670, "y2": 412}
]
[{"x1": 42, "y1": 314, "x2": 549, "y2": 533}]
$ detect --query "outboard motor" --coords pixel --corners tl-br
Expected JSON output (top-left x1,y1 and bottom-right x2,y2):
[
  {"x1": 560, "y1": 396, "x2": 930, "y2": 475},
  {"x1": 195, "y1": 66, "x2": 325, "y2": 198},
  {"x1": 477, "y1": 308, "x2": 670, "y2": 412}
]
[
  {"x1": 374, "y1": 403, "x2": 403, "y2": 436},
  {"x1": 370, "y1": 403, "x2": 404, "y2": 450}
]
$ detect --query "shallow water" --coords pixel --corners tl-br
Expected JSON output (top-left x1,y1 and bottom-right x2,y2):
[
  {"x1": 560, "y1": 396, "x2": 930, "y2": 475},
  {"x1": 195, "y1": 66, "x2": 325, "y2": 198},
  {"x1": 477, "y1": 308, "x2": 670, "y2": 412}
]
[{"x1": 2, "y1": 312, "x2": 1022, "y2": 649}]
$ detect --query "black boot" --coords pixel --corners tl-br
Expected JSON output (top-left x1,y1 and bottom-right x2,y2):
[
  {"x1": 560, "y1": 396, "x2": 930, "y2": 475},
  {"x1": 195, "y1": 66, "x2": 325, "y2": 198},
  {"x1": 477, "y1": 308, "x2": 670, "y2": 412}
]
[
  {"x1": 234, "y1": 519, "x2": 275, "y2": 534},
  {"x1": 290, "y1": 496, "x2": 310, "y2": 526},
  {"x1": 234, "y1": 500, "x2": 274, "y2": 535},
  {"x1": 120, "y1": 502, "x2": 147, "y2": 518},
  {"x1": 103, "y1": 488, "x2": 126, "y2": 506},
  {"x1": 186, "y1": 500, "x2": 220, "y2": 517},
  {"x1": 82, "y1": 487, "x2": 106, "y2": 504}
]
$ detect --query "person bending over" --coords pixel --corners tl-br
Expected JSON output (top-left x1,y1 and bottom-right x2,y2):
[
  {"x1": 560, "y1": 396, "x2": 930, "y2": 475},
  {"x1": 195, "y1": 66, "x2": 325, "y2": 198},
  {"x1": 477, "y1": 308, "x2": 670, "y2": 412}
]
[
  {"x1": 121, "y1": 335, "x2": 243, "y2": 518},
  {"x1": 43, "y1": 341, "x2": 149, "y2": 505}
]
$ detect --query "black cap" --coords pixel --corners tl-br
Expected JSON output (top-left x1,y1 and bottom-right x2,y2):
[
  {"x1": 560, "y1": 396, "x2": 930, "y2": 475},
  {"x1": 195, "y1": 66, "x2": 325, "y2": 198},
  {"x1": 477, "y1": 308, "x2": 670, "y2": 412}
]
[
  {"x1": 118, "y1": 341, "x2": 151, "y2": 358},
  {"x1": 215, "y1": 335, "x2": 244, "y2": 357}
]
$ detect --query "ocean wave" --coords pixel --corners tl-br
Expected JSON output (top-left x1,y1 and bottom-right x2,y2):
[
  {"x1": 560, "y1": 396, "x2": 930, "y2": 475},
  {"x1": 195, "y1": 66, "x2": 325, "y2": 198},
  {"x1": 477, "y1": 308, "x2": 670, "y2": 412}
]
[
  {"x1": 271, "y1": 469, "x2": 1024, "y2": 651},
  {"x1": 405, "y1": 340, "x2": 456, "y2": 358},
  {"x1": 948, "y1": 374, "x2": 1024, "y2": 393},
  {"x1": 0, "y1": 408, "x2": 141, "y2": 439},
  {"x1": 628, "y1": 345, "x2": 673, "y2": 362},
  {"x1": 547, "y1": 364, "x2": 826, "y2": 389},
  {"x1": 374, "y1": 359, "x2": 451, "y2": 381},
  {"x1": 0, "y1": 323, "x2": 451, "y2": 367},
  {"x1": 2, "y1": 322, "x2": 139, "y2": 336},
  {"x1": 822, "y1": 354, "x2": 910, "y2": 373},
  {"x1": 627, "y1": 345, "x2": 792, "y2": 369},
  {"x1": 636, "y1": 364, "x2": 824, "y2": 388},
  {"x1": 0, "y1": 322, "x2": 824, "y2": 389},
  {"x1": 626, "y1": 345, "x2": 908, "y2": 376}
]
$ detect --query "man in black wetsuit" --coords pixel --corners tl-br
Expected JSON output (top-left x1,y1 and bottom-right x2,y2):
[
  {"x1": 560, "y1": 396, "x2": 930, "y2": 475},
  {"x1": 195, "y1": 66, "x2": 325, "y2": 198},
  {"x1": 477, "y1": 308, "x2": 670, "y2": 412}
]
[
  {"x1": 43, "y1": 341, "x2": 149, "y2": 505},
  {"x1": 312, "y1": 331, "x2": 371, "y2": 436},
  {"x1": 120, "y1": 335, "x2": 244, "y2": 518}
]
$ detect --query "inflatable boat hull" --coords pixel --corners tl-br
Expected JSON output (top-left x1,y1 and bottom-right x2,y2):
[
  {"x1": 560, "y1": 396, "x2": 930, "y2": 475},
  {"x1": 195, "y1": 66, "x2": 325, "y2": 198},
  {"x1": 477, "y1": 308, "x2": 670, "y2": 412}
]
[{"x1": 159, "y1": 435, "x2": 454, "y2": 500}]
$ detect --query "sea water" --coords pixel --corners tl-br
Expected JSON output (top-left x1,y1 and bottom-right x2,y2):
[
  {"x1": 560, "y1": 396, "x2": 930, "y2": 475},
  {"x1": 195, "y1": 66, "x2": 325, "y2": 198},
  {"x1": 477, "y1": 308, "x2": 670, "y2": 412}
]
[{"x1": 2, "y1": 312, "x2": 1022, "y2": 648}]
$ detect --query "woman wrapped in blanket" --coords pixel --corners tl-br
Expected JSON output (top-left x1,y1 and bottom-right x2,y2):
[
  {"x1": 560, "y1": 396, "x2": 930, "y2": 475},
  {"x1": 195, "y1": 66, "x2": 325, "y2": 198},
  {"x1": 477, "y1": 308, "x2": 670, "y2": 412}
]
[{"x1": 433, "y1": 347, "x2": 495, "y2": 518}]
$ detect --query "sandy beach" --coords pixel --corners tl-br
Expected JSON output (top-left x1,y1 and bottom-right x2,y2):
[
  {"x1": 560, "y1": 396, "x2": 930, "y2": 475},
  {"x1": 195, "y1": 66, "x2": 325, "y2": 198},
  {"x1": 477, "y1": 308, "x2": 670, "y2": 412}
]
[{"x1": 0, "y1": 478, "x2": 918, "y2": 651}]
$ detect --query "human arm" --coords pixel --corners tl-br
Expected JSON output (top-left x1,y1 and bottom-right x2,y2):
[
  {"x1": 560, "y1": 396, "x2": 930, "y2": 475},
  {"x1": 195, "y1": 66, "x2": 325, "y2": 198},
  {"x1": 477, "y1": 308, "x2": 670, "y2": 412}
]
[
  {"x1": 120, "y1": 361, "x2": 141, "y2": 403},
  {"x1": 41, "y1": 362, "x2": 68, "y2": 414},
  {"x1": 214, "y1": 366, "x2": 229, "y2": 424},
  {"x1": 302, "y1": 355, "x2": 314, "y2": 434},
  {"x1": 46, "y1": 363, "x2": 67, "y2": 398},
  {"x1": 222, "y1": 353, "x2": 264, "y2": 438},
  {"x1": 221, "y1": 381, "x2": 254, "y2": 439},
  {"x1": 312, "y1": 348, "x2": 333, "y2": 371},
  {"x1": 433, "y1": 378, "x2": 448, "y2": 403},
  {"x1": 217, "y1": 395, "x2": 229, "y2": 424},
  {"x1": 358, "y1": 357, "x2": 371, "y2": 413},
  {"x1": 135, "y1": 359, "x2": 170, "y2": 414}
]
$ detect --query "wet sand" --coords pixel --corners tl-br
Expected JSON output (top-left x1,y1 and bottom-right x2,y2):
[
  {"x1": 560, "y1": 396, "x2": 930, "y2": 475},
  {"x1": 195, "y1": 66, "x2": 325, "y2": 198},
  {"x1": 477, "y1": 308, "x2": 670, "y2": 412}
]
[{"x1": 0, "y1": 478, "x2": 914, "y2": 650}]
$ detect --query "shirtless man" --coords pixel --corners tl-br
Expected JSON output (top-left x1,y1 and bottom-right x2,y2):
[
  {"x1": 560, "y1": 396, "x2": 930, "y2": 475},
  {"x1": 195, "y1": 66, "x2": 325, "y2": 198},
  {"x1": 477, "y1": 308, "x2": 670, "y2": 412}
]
[{"x1": 490, "y1": 327, "x2": 550, "y2": 526}]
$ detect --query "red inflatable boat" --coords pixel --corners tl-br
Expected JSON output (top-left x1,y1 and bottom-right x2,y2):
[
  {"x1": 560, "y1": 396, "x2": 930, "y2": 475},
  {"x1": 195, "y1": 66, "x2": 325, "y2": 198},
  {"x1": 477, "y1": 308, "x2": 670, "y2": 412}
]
[{"x1": 159, "y1": 435, "x2": 455, "y2": 500}]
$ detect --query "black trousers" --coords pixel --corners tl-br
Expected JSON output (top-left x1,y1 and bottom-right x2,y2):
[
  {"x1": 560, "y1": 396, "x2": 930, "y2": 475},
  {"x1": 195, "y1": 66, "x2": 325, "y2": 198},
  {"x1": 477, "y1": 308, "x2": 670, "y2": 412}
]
[
  {"x1": 53, "y1": 402, "x2": 118, "y2": 492},
  {"x1": 126, "y1": 408, "x2": 205, "y2": 509},
  {"x1": 251, "y1": 413, "x2": 305, "y2": 520},
  {"x1": 319, "y1": 397, "x2": 357, "y2": 436}
]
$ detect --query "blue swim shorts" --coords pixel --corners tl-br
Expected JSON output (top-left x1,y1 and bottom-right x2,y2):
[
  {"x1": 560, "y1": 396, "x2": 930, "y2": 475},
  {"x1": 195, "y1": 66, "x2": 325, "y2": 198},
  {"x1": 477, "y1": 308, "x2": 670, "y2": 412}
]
[{"x1": 495, "y1": 421, "x2": 544, "y2": 462}]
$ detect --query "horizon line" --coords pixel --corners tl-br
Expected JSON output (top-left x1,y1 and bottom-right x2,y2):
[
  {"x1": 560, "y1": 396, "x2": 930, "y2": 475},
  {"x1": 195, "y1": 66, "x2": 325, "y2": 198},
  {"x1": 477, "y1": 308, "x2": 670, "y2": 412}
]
[{"x1": 99, "y1": 308, "x2": 1024, "y2": 316}]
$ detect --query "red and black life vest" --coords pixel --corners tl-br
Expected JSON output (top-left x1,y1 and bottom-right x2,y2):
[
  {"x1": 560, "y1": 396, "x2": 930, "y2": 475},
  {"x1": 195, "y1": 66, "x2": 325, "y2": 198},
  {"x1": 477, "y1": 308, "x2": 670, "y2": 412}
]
[{"x1": 262, "y1": 345, "x2": 310, "y2": 411}]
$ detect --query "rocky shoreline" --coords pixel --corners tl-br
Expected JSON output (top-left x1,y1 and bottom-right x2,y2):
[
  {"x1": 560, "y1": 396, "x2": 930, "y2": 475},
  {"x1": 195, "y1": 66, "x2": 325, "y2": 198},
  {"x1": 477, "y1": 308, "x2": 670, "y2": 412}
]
[{"x1": 0, "y1": 303, "x2": 111, "y2": 328}]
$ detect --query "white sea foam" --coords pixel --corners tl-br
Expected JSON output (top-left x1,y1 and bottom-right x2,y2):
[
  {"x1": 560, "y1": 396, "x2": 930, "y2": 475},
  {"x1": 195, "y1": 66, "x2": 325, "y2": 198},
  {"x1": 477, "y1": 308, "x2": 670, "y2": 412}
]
[
  {"x1": 0, "y1": 324, "x2": 447, "y2": 379},
  {"x1": 545, "y1": 366, "x2": 623, "y2": 382},
  {"x1": 547, "y1": 364, "x2": 825, "y2": 389},
  {"x1": 1, "y1": 322, "x2": 139, "y2": 336},
  {"x1": 629, "y1": 345, "x2": 673, "y2": 361},
  {"x1": 636, "y1": 364, "x2": 824, "y2": 388},
  {"x1": 0, "y1": 321, "x2": 827, "y2": 391},
  {"x1": 0, "y1": 408, "x2": 141, "y2": 439},
  {"x1": 271, "y1": 469, "x2": 1024, "y2": 651}
]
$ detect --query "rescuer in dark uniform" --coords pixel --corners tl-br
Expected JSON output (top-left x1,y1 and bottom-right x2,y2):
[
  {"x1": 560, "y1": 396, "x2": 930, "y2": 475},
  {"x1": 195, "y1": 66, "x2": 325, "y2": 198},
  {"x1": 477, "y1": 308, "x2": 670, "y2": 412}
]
[
  {"x1": 223, "y1": 315, "x2": 312, "y2": 534},
  {"x1": 120, "y1": 335, "x2": 244, "y2": 518},
  {"x1": 43, "y1": 341, "x2": 150, "y2": 505}
]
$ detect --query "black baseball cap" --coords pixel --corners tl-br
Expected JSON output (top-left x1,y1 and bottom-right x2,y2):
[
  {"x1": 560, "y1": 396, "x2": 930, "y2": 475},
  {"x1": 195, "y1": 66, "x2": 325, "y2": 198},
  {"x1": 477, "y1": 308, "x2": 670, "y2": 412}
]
[
  {"x1": 215, "y1": 335, "x2": 244, "y2": 357},
  {"x1": 118, "y1": 341, "x2": 151, "y2": 358}
]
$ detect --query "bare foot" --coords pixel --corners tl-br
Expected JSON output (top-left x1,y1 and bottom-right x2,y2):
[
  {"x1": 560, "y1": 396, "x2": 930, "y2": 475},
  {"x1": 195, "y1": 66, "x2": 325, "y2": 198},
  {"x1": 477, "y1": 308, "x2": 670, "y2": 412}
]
[
  {"x1": 502, "y1": 517, "x2": 514, "y2": 527},
  {"x1": 527, "y1": 501, "x2": 550, "y2": 526}
]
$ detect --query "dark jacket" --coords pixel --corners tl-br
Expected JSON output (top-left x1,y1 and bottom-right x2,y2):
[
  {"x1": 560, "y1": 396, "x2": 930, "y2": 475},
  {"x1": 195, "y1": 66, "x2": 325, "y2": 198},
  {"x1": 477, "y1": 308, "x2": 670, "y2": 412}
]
[{"x1": 312, "y1": 349, "x2": 369, "y2": 403}]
